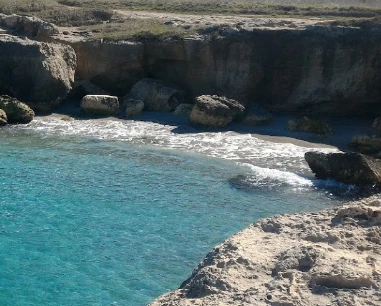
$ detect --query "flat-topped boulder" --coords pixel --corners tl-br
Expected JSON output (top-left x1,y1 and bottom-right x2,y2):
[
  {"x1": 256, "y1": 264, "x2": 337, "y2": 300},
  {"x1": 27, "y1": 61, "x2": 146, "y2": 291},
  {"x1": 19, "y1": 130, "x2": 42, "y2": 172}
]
[
  {"x1": 0, "y1": 95, "x2": 34, "y2": 124},
  {"x1": 305, "y1": 151, "x2": 381, "y2": 186},
  {"x1": 190, "y1": 95, "x2": 245, "y2": 127},
  {"x1": 80, "y1": 95, "x2": 119, "y2": 116},
  {"x1": 0, "y1": 35, "x2": 76, "y2": 111}
]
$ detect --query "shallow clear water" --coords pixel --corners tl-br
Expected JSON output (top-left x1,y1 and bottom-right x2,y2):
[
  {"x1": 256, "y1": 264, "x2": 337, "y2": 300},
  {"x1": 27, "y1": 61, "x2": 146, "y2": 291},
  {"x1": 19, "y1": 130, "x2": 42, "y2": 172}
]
[{"x1": 0, "y1": 117, "x2": 349, "y2": 305}]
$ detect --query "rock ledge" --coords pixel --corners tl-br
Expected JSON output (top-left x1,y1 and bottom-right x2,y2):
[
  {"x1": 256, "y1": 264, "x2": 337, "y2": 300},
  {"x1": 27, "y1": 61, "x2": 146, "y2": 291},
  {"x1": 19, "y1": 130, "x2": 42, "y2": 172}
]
[{"x1": 150, "y1": 197, "x2": 381, "y2": 306}]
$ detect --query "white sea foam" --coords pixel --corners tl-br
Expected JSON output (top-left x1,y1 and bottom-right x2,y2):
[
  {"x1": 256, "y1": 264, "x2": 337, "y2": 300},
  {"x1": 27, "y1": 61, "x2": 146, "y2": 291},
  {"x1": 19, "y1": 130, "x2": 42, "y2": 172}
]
[{"x1": 14, "y1": 116, "x2": 341, "y2": 188}]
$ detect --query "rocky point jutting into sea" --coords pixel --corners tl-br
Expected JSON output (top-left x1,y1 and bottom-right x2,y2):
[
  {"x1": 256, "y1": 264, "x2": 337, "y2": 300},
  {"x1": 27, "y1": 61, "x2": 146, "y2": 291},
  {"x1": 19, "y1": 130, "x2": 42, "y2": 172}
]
[{"x1": 1, "y1": 11, "x2": 381, "y2": 306}]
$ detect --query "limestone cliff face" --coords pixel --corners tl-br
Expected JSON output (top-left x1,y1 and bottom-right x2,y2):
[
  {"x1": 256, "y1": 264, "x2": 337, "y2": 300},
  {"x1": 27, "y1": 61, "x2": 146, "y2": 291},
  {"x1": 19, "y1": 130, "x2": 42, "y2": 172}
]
[
  {"x1": 70, "y1": 26, "x2": 381, "y2": 115},
  {"x1": 0, "y1": 35, "x2": 76, "y2": 110}
]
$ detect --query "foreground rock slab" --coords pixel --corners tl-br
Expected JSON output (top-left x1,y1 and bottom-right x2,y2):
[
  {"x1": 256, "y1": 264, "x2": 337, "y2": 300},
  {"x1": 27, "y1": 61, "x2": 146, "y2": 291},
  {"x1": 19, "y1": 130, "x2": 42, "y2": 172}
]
[
  {"x1": 190, "y1": 95, "x2": 245, "y2": 127},
  {"x1": 150, "y1": 197, "x2": 381, "y2": 306},
  {"x1": 0, "y1": 95, "x2": 34, "y2": 124},
  {"x1": 305, "y1": 151, "x2": 381, "y2": 186},
  {"x1": 0, "y1": 35, "x2": 76, "y2": 111}
]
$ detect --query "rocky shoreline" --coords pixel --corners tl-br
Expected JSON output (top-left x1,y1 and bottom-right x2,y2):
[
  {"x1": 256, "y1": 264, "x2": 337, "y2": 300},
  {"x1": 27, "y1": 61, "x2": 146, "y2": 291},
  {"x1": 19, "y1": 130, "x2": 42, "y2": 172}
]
[
  {"x1": 2, "y1": 12, "x2": 381, "y2": 306},
  {"x1": 150, "y1": 196, "x2": 381, "y2": 306}
]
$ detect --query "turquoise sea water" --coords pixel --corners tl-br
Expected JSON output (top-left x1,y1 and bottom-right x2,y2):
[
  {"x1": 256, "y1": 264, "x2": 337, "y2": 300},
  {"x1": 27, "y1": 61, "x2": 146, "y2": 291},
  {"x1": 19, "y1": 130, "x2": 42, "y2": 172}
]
[{"x1": 0, "y1": 118, "x2": 346, "y2": 306}]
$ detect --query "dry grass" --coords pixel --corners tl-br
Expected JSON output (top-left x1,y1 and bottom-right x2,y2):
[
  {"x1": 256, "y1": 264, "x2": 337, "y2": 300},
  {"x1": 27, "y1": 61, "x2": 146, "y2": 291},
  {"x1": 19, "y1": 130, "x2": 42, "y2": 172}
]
[
  {"x1": 84, "y1": 18, "x2": 192, "y2": 40},
  {"x1": 1, "y1": 0, "x2": 381, "y2": 39}
]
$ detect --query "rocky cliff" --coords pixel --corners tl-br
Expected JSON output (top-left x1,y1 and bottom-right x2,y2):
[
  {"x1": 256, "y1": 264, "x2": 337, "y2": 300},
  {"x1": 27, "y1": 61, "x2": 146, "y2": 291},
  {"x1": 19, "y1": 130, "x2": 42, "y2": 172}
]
[
  {"x1": 68, "y1": 26, "x2": 381, "y2": 115},
  {"x1": 150, "y1": 197, "x2": 381, "y2": 306}
]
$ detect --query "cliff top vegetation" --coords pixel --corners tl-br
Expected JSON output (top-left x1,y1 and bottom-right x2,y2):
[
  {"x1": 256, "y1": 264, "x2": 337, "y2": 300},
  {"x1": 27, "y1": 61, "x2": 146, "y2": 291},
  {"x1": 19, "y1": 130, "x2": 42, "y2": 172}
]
[{"x1": 1, "y1": 0, "x2": 381, "y2": 40}]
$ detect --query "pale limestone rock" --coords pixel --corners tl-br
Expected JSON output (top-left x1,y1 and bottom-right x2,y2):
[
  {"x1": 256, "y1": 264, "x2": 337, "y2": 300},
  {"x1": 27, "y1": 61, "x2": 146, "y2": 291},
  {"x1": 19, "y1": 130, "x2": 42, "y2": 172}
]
[
  {"x1": 150, "y1": 197, "x2": 381, "y2": 306},
  {"x1": 190, "y1": 95, "x2": 245, "y2": 127},
  {"x1": 80, "y1": 95, "x2": 119, "y2": 116},
  {"x1": 0, "y1": 35, "x2": 76, "y2": 111}
]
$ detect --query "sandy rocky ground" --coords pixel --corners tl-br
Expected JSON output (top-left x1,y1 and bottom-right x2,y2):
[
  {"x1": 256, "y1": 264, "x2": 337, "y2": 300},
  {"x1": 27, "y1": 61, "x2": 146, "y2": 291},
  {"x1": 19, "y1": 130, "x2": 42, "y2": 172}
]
[
  {"x1": 150, "y1": 196, "x2": 381, "y2": 306},
  {"x1": 57, "y1": 9, "x2": 330, "y2": 41}
]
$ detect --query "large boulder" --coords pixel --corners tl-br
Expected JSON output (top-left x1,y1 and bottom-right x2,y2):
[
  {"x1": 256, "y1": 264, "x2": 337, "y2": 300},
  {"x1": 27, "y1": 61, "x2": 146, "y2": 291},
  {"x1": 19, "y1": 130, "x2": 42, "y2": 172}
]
[
  {"x1": 80, "y1": 95, "x2": 119, "y2": 116},
  {"x1": 287, "y1": 116, "x2": 332, "y2": 135},
  {"x1": 305, "y1": 151, "x2": 381, "y2": 186},
  {"x1": 0, "y1": 14, "x2": 59, "y2": 41},
  {"x1": 0, "y1": 95, "x2": 34, "y2": 124},
  {"x1": 190, "y1": 95, "x2": 245, "y2": 127},
  {"x1": 0, "y1": 109, "x2": 7, "y2": 126},
  {"x1": 127, "y1": 78, "x2": 184, "y2": 112},
  {"x1": 0, "y1": 35, "x2": 76, "y2": 111}
]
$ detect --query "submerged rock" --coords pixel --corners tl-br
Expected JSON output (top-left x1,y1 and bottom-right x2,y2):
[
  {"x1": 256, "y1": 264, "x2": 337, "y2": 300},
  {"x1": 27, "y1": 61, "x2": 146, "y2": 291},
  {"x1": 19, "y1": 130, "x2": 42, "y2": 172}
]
[
  {"x1": 0, "y1": 95, "x2": 34, "y2": 124},
  {"x1": 80, "y1": 95, "x2": 119, "y2": 116},
  {"x1": 127, "y1": 78, "x2": 184, "y2": 112},
  {"x1": 241, "y1": 105, "x2": 273, "y2": 125},
  {"x1": 0, "y1": 35, "x2": 76, "y2": 111},
  {"x1": 287, "y1": 116, "x2": 332, "y2": 135},
  {"x1": 190, "y1": 95, "x2": 245, "y2": 127},
  {"x1": 125, "y1": 99, "x2": 144, "y2": 117},
  {"x1": 150, "y1": 197, "x2": 381, "y2": 306},
  {"x1": 174, "y1": 103, "x2": 193, "y2": 117},
  {"x1": 305, "y1": 151, "x2": 381, "y2": 186},
  {"x1": 0, "y1": 109, "x2": 7, "y2": 126}
]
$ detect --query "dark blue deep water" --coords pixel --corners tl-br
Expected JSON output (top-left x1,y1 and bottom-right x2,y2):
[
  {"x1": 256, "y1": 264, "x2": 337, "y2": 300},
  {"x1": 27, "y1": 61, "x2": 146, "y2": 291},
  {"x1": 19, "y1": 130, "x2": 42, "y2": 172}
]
[{"x1": 0, "y1": 122, "x2": 342, "y2": 306}]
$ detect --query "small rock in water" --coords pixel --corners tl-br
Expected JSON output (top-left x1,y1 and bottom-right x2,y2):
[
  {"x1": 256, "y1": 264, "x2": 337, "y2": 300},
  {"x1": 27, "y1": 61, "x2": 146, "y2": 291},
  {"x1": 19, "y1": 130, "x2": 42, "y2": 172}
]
[{"x1": 305, "y1": 151, "x2": 381, "y2": 186}]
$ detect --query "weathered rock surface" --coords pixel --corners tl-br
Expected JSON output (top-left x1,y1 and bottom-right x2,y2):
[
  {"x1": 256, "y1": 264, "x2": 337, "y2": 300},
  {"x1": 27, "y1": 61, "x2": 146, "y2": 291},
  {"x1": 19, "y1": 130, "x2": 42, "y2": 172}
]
[
  {"x1": 69, "y1": 26, "x2": 381, "y2": 115},
  {"x1": 0, "y1": 14, "x2": 59, "y2": 41},
  {"x1": 127, "y1": 78, "x2": 184, "y2": 112},
  {"x1": 287, "y1": 116, "x2": 332, "y2": 135},
  {"x1": 350, "y1": 135, "x2": 381, "y2": 157},
  {"x1": 305, "y1": 151, "x2": 381, "y2": 186},
  {"x1": 150, "y1": 197, "x2": 381, "y2": 306},
  {"x1": 80, "y1": 95, "x2": 119, "y2": 116},
  {"x1": 0, "y1": 95, "x2": 34, "y2": 124},
  {"x1": 0, "y1": 109, "x2": 7, "y2": 126},
  {"x1": 0, "y1": 35, "x2": 76, "y2": 111},
  {"x1": 173, "y1": 103, "x2": 193, "y2": 117},
  {"x1": 241, "y1": 105, "x2": 273, "y2": 125},
  {"x1": 190, "y1": 95, "x2": 245, "y2": 127},
  {"x1": 125, "y1": 99, "x2": 144, "y2": 117}
]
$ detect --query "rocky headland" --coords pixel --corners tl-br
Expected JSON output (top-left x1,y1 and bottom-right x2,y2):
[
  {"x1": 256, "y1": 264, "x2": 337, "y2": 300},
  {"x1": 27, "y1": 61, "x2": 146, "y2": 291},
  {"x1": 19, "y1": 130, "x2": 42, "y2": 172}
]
[{"x1": 150, "y1": 197, "x2": 381, "y2": 306}]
